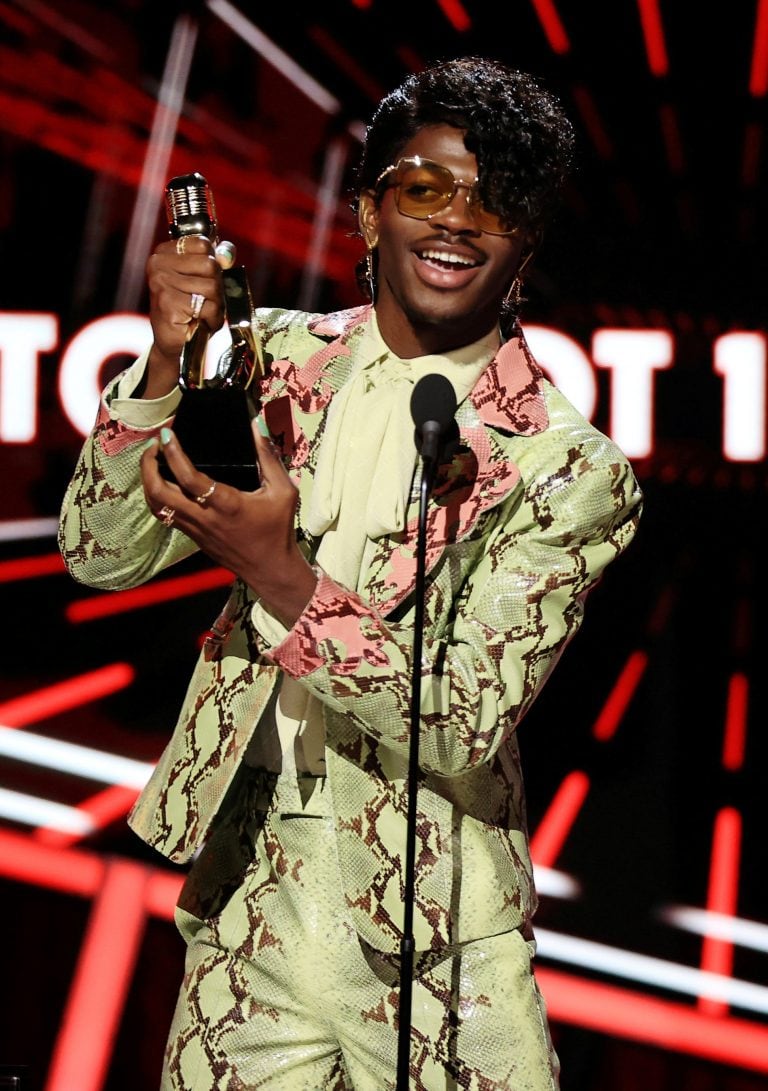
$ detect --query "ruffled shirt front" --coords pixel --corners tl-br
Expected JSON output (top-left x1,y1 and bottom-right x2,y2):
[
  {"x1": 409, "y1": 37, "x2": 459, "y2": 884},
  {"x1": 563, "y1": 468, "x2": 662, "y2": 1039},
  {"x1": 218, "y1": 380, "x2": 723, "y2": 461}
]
[{"x1": 303, "y1": 313, "x2": 496, "y2": 593}]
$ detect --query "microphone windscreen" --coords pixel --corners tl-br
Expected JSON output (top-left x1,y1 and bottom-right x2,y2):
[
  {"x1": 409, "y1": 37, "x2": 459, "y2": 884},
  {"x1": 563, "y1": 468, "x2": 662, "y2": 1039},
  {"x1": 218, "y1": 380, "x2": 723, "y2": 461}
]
[
  {"x1": 165, "y1": 172, "x2": 217, "y2": 241},
  {"x1": 410, "y1": 374, "x2": 458, "y2": 433}
]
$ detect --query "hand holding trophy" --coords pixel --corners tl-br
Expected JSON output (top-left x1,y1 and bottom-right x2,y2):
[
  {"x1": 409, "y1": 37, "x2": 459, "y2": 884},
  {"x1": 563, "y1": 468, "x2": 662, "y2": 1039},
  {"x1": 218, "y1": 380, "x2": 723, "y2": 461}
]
[{"x1": 160, "y1": 172, "x2": 263, "y2": 491}]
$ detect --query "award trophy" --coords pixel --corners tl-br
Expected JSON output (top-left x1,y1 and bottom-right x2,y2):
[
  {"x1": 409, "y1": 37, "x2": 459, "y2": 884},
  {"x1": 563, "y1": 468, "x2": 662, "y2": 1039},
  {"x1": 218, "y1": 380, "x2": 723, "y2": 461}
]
[{"x1": 160, "y1": 172, "x2": 262, "y2": 491}]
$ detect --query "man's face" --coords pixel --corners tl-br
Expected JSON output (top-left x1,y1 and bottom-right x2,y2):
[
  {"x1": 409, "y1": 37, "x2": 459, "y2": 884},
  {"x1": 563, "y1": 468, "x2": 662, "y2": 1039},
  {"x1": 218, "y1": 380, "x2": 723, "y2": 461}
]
[{"x1": 359, "y1": 124, "x2": 531, "y2": 357}]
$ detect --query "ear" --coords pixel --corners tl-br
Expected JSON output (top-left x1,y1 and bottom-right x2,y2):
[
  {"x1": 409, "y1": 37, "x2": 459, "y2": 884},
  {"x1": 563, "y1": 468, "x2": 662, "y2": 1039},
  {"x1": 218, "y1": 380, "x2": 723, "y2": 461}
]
[{"x1": 358, "y1": 190, "x2": 380, "y2": 250}]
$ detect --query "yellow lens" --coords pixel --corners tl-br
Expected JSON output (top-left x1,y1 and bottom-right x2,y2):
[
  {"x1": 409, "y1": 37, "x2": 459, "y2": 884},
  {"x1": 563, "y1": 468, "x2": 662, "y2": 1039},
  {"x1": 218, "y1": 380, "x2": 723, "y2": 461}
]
[
  {"x1": 468, "y1": 192, "x2": 517, "y2": 235},
  {"x1": 395, "y1": 162, "x2": 455, "y2": 218}
]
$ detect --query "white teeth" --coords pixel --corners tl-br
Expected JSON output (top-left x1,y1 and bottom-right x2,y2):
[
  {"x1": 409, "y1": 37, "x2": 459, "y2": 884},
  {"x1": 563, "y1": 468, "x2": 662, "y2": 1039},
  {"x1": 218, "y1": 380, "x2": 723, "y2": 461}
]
[{"x1": 418, "y1": 248, "x2": 478, "y2": 267}]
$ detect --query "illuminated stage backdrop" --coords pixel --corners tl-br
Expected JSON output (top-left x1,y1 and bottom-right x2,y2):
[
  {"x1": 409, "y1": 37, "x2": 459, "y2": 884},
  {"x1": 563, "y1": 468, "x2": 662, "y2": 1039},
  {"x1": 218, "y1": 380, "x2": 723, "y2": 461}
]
[{"x1": 1, "y1": 2, "x2": 767, "y2": 1089}]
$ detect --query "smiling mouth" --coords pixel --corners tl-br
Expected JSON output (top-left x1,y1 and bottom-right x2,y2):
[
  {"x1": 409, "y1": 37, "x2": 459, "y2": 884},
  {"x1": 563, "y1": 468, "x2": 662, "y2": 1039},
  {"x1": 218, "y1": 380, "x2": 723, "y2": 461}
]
[{"x1": 416, "y1": 247, "x2": 481, "y2": 271}]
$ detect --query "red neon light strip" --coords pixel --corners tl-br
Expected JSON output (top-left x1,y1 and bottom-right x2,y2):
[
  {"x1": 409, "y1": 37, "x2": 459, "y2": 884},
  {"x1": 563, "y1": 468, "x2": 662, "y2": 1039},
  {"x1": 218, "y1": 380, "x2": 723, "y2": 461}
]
[
  {"x1": 750, "y1": 0, "x2": 768, "y2": 96},
  {"x1": 538, "y1": 967, "x2": 768, "y2": 1073},
  {"x1": 636, "y1": 0, "x2": 669, "y2": 77},
  {"x1": 66, "y1": 566, "x2": 234, "y2": 622},
  {"x1": 0, "y1": 827, "x2": 182, "y2": 914},
  {"x1": 698, "y1": 807, "x2": 742, "y2": 1016},
  {"x1": 658, "y1": 104, "x2": 684, "y2": 174},
  {"x1": 0, "y1": 0, "x2": 36, "y2": 35},
  {"x1": 530, "y1": 771, "x2": 590, "y2": 868},
  {"x1": 529, "y1": 0, "x2": 570, "y2": 54},
  {"x1": 144, "y1": 870, "x2": 184, "y2": 921},
  {"x1": 0, "y1": 828, "x2": 104, "y2": 896},
  {"x1": 0, "y1": 87, "x2": 359, "y2": 283},
  {"x1": 45, "y1": 860, "x2": 149, "y2": 1091},
  {"x1": 592, "y1": 650, "x2": 648, "y2": 741},
  {"x1": 435, "y1": 0, "x2": 471, "y2": 32},
  {"x1": 722, "y1": 673, "x2": 748, "y2": 771},
  {"x1": 396, "y1": 45, "x2": 425, "y2": 73},
  {"x1": 35, "y1": 785, "x2": 141, "y2": 848},
  {"x1": 0, "y1": 663, "x2": 135, "y2": 728},
  {"x1": 570, "y1": 85, "x2": 613, "y2": 160},
  {"x1": 646, "y1": 585, "x2": 676, "y2": 638},
  {"x1": 0, "y1": 552, "x2": 65, "y2": 582},
  {"x1": 307, "y1": 26, "x2": 385, "y2": 100}
]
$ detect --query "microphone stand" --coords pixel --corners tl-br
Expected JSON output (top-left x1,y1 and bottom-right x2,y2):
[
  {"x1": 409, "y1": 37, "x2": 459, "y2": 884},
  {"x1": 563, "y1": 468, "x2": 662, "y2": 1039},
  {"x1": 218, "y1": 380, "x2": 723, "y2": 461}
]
[{"x1": 396, "y1": 428, "x2": 441, "y2": 1091}]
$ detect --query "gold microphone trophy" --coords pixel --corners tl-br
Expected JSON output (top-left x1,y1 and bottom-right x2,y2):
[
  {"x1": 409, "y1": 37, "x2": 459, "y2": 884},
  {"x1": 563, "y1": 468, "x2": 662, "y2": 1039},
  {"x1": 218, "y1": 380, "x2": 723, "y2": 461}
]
[{"x1": 160, "y1": 172, "x2": 262, "y2": 491}]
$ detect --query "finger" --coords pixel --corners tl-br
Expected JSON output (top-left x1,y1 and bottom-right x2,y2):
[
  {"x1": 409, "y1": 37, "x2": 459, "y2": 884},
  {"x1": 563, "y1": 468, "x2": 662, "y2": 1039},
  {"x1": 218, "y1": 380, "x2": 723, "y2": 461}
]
[
  {"x1": 149, "y1": 244, "x2": 218, "y2": 282},
  {"x1": 139, "y1": 436, "x2": 160, "y2": 479},
  {"x1": 140, "y1": 437, "x2": 178, "y2": 511},
  {"x1": 167, "y1": 236, "x2": 215, "y2": 258},
  {"x1": 157, "y1": 430, "x2": 241, "y2": 515},
  {"x1": 156, "y1": 429, "x2": 208, "y2": 499},
  {"x1": 251, "y1": 420, "x2": 286, "y2": 485}
]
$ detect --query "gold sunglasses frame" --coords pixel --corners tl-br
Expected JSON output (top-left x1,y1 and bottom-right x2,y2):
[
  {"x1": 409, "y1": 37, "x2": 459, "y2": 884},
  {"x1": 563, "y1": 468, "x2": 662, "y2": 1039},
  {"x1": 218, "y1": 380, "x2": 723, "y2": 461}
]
[{"x1": 373, "y1": 155, "x2": 521, "y2": 236}]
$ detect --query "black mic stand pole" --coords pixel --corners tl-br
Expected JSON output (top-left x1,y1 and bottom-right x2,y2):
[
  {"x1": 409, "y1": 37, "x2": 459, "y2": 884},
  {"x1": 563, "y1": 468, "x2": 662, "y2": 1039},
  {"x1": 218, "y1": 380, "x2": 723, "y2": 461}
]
[{"x1": 396, "y1": 427, "x2": 440, "y2": 1091}]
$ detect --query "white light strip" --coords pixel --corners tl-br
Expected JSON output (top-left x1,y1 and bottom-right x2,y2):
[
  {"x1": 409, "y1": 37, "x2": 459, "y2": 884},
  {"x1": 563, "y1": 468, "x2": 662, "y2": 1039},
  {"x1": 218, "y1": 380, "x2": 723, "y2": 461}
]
[
  {"x1": 536, "y1": 927, "x2": 768, "y2": 1015},
  {"x1": 0, "y1": 788, "x2": 95, "y2": 834},
  {"x1": 116, "y1": 13, "x2": 199, "y2": 310},
  {"x1": 661, "y1": 904, "x2": 768, "y2": 955},
  {"x1": 297, "y1": 138, "x2": 348, "y2": 311},
  {"x1": 0, "y1": 518, "x2": 59, "y2": 542},
  {"x1": 0, "y1": 725, "x2": 154, "y2": 789},
  {"x1": 533, "y1": 866, "x2": 580, "y2": 899},
  {"x1": 207, "y1": 0, "x2": 340, "y2": 115}
]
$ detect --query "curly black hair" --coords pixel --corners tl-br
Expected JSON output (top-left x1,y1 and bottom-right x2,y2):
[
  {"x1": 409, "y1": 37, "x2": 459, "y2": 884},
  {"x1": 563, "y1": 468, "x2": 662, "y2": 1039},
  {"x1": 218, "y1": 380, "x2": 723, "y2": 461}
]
[{"x1": 355, "y1": 57, "x2": 575, "y2": 237}]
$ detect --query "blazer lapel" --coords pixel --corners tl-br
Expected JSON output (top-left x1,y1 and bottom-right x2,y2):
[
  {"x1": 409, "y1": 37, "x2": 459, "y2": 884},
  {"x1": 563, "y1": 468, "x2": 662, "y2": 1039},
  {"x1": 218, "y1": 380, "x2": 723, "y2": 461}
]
[
  {"x1": 260, "y1": 305, "x2": 373, "y2": 522},
  {"x1": 362, "y1": 329, "x2": 550, "y2": 615},
  {"x1": 259, "y1": 309, "x2": 549, "y2": 616}
]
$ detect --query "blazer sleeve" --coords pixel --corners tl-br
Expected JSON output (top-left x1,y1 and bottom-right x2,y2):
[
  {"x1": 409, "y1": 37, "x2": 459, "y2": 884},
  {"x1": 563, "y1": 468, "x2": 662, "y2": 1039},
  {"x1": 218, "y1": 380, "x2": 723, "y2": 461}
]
[
  {"x1": 58, "y1": 308, "x2": 307, "y2": 590},
  {"x1": 264, "y1": 429, "x2": 641, "y2": 777},
  {"x1": 58, "y1": 365, "x2": 199, "y2": 590}
]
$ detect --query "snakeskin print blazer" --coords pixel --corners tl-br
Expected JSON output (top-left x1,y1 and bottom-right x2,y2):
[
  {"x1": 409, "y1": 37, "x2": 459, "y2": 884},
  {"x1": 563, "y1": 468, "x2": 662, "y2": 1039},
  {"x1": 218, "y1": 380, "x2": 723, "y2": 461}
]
[{"x1": 59, "y1": 304, "x2": 642, "y2": 954}]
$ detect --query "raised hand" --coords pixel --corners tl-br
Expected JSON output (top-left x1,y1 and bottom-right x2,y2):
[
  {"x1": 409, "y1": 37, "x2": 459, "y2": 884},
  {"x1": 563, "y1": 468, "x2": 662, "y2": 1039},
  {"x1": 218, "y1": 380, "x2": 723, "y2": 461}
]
[
  {"x1": 143, "y1": 236, "x2": 226, "y2": 399},
  {"x1": 140, "y1": 421, "x2": 318, "y2": 628}
]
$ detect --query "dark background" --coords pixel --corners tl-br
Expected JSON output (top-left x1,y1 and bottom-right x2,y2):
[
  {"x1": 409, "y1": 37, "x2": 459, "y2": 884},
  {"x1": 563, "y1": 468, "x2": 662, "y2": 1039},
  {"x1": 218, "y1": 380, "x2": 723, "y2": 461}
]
[{"x1": 1, "y1": 2, "x2": 767, "y2": 1088}]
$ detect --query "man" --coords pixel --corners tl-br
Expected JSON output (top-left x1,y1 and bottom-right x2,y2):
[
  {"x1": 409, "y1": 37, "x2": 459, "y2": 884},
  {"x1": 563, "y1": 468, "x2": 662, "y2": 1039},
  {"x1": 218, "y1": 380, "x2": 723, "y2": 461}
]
[{"x1": 59, "y1": 57, "x2": 641, "y2": 1090}]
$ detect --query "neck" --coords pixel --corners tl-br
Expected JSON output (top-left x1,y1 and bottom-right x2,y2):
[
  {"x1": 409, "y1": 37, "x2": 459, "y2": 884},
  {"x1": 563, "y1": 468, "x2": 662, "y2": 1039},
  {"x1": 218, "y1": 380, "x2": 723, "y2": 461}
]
[{"x1": 373, "y1": 298, "x2": 501, "y2": 359}]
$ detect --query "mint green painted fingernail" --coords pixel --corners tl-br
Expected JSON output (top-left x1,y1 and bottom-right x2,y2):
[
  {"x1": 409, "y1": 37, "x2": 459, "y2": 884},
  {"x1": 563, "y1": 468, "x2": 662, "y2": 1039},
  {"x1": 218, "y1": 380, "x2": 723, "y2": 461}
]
[
  {"x1": 256, "y1": 415, "x2": 270, "y2": 438},
  {"x1": 160, "y1": 427, "x2": 173, "y2": 446}
]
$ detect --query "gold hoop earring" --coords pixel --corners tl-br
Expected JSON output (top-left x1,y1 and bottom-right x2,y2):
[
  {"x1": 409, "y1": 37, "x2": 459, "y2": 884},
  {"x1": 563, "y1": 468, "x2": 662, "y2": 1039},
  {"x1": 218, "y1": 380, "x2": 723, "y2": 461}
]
[
  {"x1": 504, "y1": 276, "x2": 523, "y2": 311},
  {"x1": 366, "y1": 247, "x2": 377, "y2": 303}
]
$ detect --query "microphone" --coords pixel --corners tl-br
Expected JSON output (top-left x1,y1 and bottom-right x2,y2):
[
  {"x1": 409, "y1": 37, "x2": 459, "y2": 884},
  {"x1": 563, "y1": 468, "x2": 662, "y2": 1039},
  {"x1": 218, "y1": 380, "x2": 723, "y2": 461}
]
[
  {"x1": 164, "y1": 173, "x2": 219, "y2": 391},
  {"x1": 165, "y1": 172, "x2": 217, "y2": 241},
  {"x1": 410, "y1": 373, "x2": 458, "y2": 463},
  {"x1": 399, "y1": 371, "x2": 457, "y2": 1086}
]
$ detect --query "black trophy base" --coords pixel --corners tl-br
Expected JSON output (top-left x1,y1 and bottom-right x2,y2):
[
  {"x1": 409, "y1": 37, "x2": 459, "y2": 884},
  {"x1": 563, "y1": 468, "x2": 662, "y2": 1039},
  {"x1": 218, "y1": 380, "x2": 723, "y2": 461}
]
[{"x1": 159, "y1": 386, "x2": 260, "y2": 492}]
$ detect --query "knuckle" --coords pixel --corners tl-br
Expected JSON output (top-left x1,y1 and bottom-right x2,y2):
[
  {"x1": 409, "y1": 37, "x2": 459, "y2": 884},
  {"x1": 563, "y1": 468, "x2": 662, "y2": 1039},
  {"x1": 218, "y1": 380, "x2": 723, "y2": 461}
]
[{"x1": 143, "y1": 478, "x2": 163, "y2": 505}]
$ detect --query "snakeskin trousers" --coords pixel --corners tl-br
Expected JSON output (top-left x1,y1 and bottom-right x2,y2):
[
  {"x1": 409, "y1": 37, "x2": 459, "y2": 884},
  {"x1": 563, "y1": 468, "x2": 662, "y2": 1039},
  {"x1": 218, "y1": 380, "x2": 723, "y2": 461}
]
[{"x1": 161, "y1": 768, "x2": 559, "y2": 1090}]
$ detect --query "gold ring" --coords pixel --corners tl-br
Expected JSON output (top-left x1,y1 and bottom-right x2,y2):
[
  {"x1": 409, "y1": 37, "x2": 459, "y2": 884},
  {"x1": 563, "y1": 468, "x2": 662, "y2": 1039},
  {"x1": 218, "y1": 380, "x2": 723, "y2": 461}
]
[
  {"x1": 190, "y1": 293, "x2": 205, "y2": 320},
  {"x1": 158, "y1": 505, "x2": 175, "y2": 527},
  {"x1": 195, "y1": 481, "x2": 216, "y2": 506},
  {"x1": 176, "y1": 237, "x2": 187, "y2": 255}
]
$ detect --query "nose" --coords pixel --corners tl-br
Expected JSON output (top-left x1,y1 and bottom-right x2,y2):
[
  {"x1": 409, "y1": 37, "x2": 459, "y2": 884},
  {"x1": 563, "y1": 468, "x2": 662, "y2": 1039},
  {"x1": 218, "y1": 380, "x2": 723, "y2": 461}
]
[{"x1": 429, "y1": 183, "x2": 480, "y2": 233}]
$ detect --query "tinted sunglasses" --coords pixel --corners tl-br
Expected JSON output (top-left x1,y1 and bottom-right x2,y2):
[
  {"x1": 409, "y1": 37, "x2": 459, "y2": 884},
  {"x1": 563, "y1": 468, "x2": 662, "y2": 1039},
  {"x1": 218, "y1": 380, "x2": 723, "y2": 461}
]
[{"x1": 374, "y1": 156, "x2": 520, "y2": 236}]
